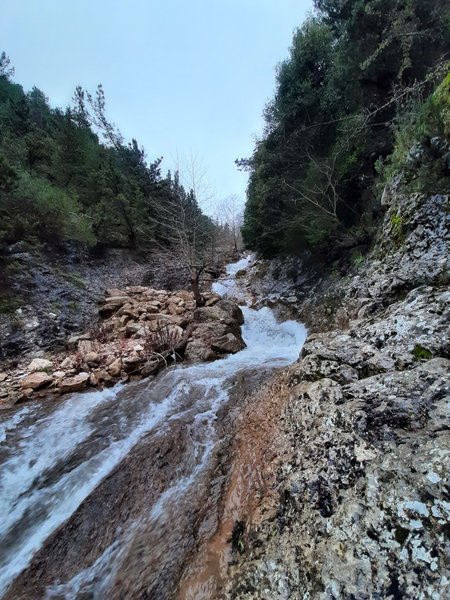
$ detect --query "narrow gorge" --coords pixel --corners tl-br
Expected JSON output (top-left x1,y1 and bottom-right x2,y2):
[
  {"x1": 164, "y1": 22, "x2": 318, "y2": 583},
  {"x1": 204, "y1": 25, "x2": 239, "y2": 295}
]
[
  {"x1": 1, "y1": 1, "x2": 449, "y2": 597},
  {"x1": 0, "y1": 184, "x2": 448, "y2": 599}
]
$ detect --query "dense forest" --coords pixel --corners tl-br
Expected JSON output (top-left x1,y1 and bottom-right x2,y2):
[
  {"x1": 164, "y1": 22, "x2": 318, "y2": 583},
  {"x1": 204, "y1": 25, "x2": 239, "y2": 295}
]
[
  {"x1": 240, "y1": 0, "x2": 450, "y2": 258},
  {"x1": 0, "y1": 53, "x2": 214, "y2": 256}
]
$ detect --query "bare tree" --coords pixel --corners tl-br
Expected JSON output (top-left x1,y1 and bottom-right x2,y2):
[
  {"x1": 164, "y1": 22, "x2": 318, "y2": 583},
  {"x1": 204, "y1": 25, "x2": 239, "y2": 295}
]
[
  {"x1": 216, "y1": 194, "x2": 244, "y2": 252},
  {"x1": 139, "y1": 155, "x2": 219, "y2": 305},
  {"x1": 70, "y1": 90, "x2": 220, "y2": 302},
  {"x1": 283, "y1": 152, "x2": 341, "y2": 224}
]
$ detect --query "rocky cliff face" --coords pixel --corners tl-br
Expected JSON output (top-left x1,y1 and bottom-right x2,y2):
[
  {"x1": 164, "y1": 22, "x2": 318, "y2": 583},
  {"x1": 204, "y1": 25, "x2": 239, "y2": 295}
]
[
  {"x1": 242, "y1": 189, "x2": 449, "y2": 335},
  {"x1": 219, "y1": 190, "x2": 450, "y2": 598},
  {"x1": 0, "y1": 247, "x2": 149, "y2": 363}
]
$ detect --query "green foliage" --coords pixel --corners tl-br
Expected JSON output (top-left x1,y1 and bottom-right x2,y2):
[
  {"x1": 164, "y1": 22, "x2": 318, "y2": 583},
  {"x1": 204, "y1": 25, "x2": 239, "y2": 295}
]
[
  {"x1": 62, "y1": 272, "x2": 87, "y2": 290},
  {"x1": 351, "y1": 251, "x2": 364, "y2": 267},
  {"x1": 241, "y1": 0, "x2": 450, "y2": 258},
  {"x1": 390, "y1": 212, "x2": 405, "y2": 246},
  {"x1": 378, "y1": 69, "x2": 450, "y2": 194},
  {"x1": 0, "y1": 57, "x2": 214, "y2": 257},
  {"x1": 412, "y1": 344, "x2": 432, "y2": 360},
  {"x1": 0, "y1": 295, "x2": 20, "y2": 314}
]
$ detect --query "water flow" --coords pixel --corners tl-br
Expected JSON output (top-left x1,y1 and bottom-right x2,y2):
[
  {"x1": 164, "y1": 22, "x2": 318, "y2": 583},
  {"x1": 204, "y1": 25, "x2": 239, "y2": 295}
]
[
  {"x1": 212, "y1": 254, "x2": 254, "y2": 299},
  {"x1": 0, "y1": 255, "x2": 306, "y2": 598}
]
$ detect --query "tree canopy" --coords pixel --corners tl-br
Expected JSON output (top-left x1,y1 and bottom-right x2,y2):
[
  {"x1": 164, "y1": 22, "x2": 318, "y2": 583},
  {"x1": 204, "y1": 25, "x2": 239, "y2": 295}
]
[
  {"x1": 240, "y1": 0, "x2": 450, "y2": 258},
  {"x1": 0, "y1": 58, "x2": 212, "y2": 256}
]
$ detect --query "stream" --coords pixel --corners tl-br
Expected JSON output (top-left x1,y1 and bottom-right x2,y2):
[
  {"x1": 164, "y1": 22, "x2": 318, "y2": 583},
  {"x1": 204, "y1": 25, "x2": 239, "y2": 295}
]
[{"x1": 0, "y1": 256, "x2": 306, "y2": 599}]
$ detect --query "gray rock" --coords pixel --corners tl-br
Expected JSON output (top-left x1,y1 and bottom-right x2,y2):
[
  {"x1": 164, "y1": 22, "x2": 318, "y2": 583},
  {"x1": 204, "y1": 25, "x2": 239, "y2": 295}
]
[
  {"x1": 185, "y1": 339, "x2": 217, "y2": 362},
  {"x1": 27, "y1": 358, "x2": 53, "y2": 372},
  {"x1": 227, "y1": 190, "x2": 450, "y2": 600},
  {"x1": 211, "y1": 333, "x2": 246, "y2": 354}
]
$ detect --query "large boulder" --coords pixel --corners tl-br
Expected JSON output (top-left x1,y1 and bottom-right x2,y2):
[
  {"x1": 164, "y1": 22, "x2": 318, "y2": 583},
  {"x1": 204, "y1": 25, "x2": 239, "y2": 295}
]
[
  {"x1": 188, "y1": 299, "x2": 246, "y2": 359},
  {"x1": 193, "y1": 300, "x2": 244, "y2": 331},
  {"x1": 27, "y1": 358, "x2": 53, "y2": 372},
  {"x1": 211, "y1": 333, "x2": 246, "y2": 354},
  {"x1": 215, "y1": 300, "x2": 244, "y2": 325},
  {"x1": 21, "y1": 372, "x2": 53, "y2": 390},
  {"x1": 185, "y1": 339, "x2": 217, "y2": 362},
  {"x1": 59, "y1": 372, "x2": 90, "y2": 394}
]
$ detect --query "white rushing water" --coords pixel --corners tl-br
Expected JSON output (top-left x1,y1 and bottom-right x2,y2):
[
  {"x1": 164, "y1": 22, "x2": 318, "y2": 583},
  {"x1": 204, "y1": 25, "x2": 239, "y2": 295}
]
[
  {"x1": 0, "y1": 255, "x2": 307, "y2": 598},
  {"x1": 211, "y1": 254, "x2": 254, "y2": 300}
]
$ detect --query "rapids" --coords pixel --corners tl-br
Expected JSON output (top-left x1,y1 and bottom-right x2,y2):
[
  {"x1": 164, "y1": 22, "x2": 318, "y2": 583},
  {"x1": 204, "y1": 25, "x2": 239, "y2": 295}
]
[{"x1": 0, "y1": 256, "x2": 306, "y2": 599}]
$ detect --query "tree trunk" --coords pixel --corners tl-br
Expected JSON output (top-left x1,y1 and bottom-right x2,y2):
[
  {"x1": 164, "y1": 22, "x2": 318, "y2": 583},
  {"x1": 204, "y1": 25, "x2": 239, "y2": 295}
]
[
  {"x1": 191, "y1": 266, "x2": 205, "y2": 306},
  {"x1": 191, "y1": 277, "x2": 203, "y2": 306}
]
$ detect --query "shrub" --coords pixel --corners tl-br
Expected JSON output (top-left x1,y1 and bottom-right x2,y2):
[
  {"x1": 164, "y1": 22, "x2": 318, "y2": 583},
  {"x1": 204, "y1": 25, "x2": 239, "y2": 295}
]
[
  {"x1": 412, "y1": 344, "x2": 432, "y2": 360},
  {"x1": 378, "y1": 69, "x2": 450, "y2": 194},
  {"x1": 142, "y1": 321, "x2": 181, "y2": 356}
]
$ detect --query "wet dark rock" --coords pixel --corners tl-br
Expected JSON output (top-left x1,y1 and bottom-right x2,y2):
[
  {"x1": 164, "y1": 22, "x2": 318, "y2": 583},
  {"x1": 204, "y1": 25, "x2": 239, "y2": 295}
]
[
  {"x1": 0, "y1": 248, "x2": 148, "y2": 364},
  {"x1": 226, "y1": 191, "x2": 450, "y2": 599}
]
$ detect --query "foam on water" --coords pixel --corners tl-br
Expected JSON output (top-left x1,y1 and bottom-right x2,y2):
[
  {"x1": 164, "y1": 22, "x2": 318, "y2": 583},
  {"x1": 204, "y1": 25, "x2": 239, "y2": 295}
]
[
  {"x1": 212, "y1": 254, "x2": 254, "y2": 299},
  {"x1": 0, "y1": 405, "x2": 35, "y2": 444},
  {"x1": 0, "y1": 255, "x2": 307, "y2": 597}
]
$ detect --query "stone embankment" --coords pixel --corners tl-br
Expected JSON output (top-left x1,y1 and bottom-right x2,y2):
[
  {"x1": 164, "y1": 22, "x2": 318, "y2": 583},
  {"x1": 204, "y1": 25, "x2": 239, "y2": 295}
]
[
  {"x1": 191, "y1": 189, "x2": 450, "y2": 599},
  {"x1": 0, "y1": 287, "x2": 245, "y2": 409}
]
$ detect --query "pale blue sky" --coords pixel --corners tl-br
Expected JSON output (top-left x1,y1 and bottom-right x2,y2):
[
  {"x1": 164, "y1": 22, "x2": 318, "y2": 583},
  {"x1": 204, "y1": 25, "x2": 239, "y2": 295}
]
[{"x1": 1, "y1": 0, "x2": 312, "y2": 211}]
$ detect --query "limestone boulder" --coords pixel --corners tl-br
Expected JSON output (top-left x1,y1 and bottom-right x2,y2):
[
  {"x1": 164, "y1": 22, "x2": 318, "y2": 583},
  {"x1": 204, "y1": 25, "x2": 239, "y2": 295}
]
[
  {"x1": 21, "y1": 372, "x2": 53, "y2": 390},
  {"x1": 105, "y1": 288, "x2": 127, "y2": 298},
  {"x1": 27, "y1": 358, "x2": 53, "y2": 372},
  {"x1": 185, "y1": 339, "x2": 217, "y2": 362},
  {"x1": 211, "y1": 333, "x2": 246, "y2": 354},
  {"x1": 60, "y1": 356, "x2": 74, "y2": 369},
  {"x1": 84, "y1": 352, "x2": 100, "y2": 366},
  {"x1": 126, "y1": 322, "x2": 143, "y2": 337},
  {"x1": 59, "y1": 372, "x2": 90, "y2": 394},
  {"x1": 107, "y1": 357, "x2": 122, "y2": 377},
  {"x1": 193, "y1": 300, "x2": 244, "y2": 330},
  {"x1": 174, "y1": 290, "x2": 194, "y2": 302},
  {"x1": 78, "y1": 340, "x2": 95, "y2": 356}
]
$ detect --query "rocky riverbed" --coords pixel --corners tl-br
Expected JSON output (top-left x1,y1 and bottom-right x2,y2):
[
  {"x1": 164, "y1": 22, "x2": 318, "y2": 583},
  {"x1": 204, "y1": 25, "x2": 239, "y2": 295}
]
[
  {"x1": 0, "y1": 187, "x2": 448, "y2": 599},
  {"x1": 0, "y1": 286, "x2": 246, "y2": 408},
  {"x1": 0, "y1": 257, "x2": 307, "y2": 599},
  {"x1": 208, "y1": 189, "x2": 450, "y2": 598}
]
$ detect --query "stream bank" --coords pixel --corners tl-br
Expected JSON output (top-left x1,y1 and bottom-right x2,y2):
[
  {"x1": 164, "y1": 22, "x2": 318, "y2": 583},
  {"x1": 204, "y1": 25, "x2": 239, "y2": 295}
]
[
  {"x1": 213, "y1": 190, "x2": 450, "y2": 598},
  {"x1": 0, "y1": 259, "x2": 307, "y2": 599}
]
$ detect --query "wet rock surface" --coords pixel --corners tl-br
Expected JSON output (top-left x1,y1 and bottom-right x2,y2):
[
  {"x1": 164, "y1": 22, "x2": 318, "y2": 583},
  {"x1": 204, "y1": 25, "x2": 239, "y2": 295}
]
[
  {"x1": 241, "y1": 191, "x2": 450, "y2": 333},
  {"x1": 0, "y1": 295, "x2": 306, "y2": 600},
  {"x1": 2, "y1": 369, "x2": 275, "y2": 600},
  {"x1": 221, "y1": 192, "x2": 450, "y2": 598},
  {"x1": 0, "y1": 247, "x2": 148, "y2": 363}
]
